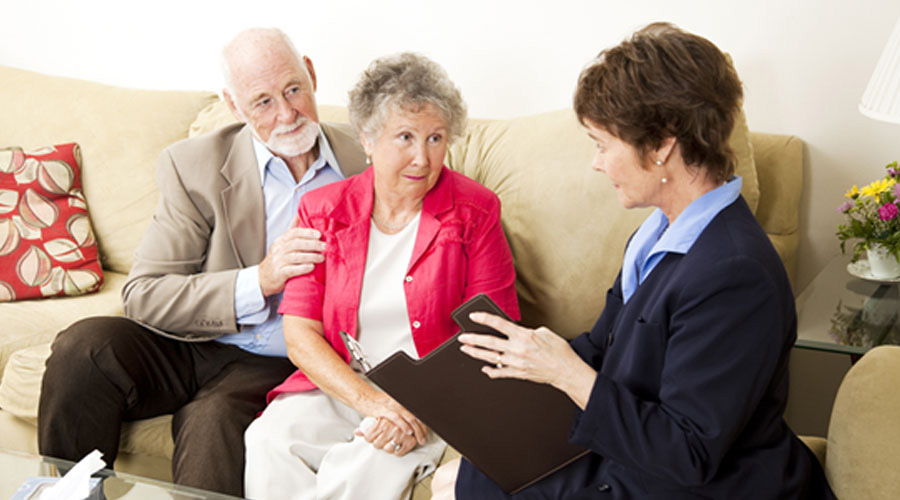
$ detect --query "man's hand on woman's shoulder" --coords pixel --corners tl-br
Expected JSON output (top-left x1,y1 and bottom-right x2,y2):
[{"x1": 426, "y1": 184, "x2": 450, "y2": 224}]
[{"x1": 258, "y1": 215, "x2": 327, "y2": 297}]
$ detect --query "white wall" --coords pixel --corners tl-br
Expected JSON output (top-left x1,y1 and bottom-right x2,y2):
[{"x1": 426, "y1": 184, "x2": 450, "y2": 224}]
[{"x1": 3, "y1": 0, "x2": 900, "y2": 290}]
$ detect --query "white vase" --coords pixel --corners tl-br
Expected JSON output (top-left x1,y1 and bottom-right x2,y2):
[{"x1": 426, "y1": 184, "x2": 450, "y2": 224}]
[{"x1": 866, "y1": 243, "x2": 900, "y2": 279}]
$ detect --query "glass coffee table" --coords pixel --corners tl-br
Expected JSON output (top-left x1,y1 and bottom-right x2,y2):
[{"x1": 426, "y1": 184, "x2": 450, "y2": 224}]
[
  {"x1": 795, "y1": 254, "x2": 900, "y2": 357},
  {"x1": 0, "y1": 448, "x2": 243, "y2": 500}
]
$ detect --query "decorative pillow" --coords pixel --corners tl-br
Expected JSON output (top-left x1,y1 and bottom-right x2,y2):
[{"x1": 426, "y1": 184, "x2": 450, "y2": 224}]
[{"x1": 0, "y1": 143, "x2": 103, "y2": 302}]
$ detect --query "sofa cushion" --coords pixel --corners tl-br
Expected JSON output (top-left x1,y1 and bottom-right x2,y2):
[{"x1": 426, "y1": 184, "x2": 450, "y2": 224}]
[
  {"x1": 119, "y1": 415, "x2": 175, "y2": 459},
  {"x1": 0, "y1": 65, "x2": 219, "y2": 275},
  {"x1": 0, "y1": 343, "x2": 50, "y2": 420},
  {"x1": 0, "y1": 341, "x2": 174, "y2": 460},
  {"x1": 0, "y1": 271, "x2": 129, "y2": 378},
  {"x1": 1, "y1": 143, "x2": 103, "y2": 302},
  {"x1": 188, "y1": 98, "x2": 239, "y2": 138}
]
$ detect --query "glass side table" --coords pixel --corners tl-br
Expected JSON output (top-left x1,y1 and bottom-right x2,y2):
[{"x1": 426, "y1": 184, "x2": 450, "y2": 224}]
[
  {"x1": 795, "y1": 254, "x2": 900, "y2": 357},
  {"x1": 0, "y1": 447, "x2": 244, "y2": 500}
]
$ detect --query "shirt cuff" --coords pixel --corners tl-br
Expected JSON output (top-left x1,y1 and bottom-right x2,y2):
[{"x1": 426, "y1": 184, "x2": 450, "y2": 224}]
[{"x1": 234, "y1": 266, "x2": 268, "y2": 325}]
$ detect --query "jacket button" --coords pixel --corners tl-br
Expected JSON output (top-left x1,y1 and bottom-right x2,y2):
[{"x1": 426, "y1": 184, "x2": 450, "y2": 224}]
[
  {"x1": 606, "y1": 332, "x2": 615, "y2": 347},
  {"x1": 597, "y1": 483, "x2": 611, "y2": 492},
  {"x1": 412, "y1": 321, "x2": 421, "y2": 328},
  {"x1": 405, "y1": 275, "x2": 413, "y2": 282}
]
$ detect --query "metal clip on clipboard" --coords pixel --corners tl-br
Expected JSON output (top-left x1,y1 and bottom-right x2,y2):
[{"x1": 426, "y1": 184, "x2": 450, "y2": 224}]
[{"x1": 340, "y1": 330, "x2": 373, "y2": 372}]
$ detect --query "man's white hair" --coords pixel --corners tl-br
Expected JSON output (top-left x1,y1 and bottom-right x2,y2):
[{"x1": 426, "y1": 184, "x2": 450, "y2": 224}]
[{"x1": 220, "y1": 27, "x2": 305, "y2": 96}]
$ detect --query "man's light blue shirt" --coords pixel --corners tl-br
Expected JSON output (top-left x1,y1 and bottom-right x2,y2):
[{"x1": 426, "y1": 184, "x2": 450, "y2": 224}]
[
  {"x1": 620, "y1": 176, "x2": 743, "y2": 303},
  {"x1": 216, "y1": 129, "x2": 345, "y2": 356}
]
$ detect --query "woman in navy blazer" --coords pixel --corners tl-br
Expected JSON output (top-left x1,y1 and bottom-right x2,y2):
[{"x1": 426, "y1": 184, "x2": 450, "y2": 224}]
[{"x1": 432, "y1": 22, "x2": 835, "y2": 500}]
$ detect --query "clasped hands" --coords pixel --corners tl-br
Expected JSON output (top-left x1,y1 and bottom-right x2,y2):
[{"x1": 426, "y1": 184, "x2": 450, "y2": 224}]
[
  {"x1": 355, "y1": 392, "x2": 428, "y2": 457},
  {"x1": 353, "y1": 313, "x2": 581, "y2": 458}
]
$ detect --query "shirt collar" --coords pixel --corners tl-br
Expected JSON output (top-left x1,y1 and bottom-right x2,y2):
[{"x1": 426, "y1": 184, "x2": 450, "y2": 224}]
[
  {"x1": 620, "y1": 176, "x2": 743, "y2": 303},
  {"x1": 250, "y1": 125, "x2": 344, "y2": 185},
  {"x1": 652, "y1": 175, "x2": 743, "y2": 256}
]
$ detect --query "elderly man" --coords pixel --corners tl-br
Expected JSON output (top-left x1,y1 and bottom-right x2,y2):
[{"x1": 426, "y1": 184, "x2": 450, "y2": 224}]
[{"x1": 37, "y1": 28, "x2": 366, "y2": 496}]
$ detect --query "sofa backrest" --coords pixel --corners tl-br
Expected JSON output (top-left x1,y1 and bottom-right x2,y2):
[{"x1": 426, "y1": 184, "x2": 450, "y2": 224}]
[
  {"x1": 190, "y1": 100, "x2": 763, "y2": 337},
  {"x1": 0, "y1": 65, "x2": 218, "y2": 275},
  {"x1": 749, "y1": 131, "x2": 804, "y2": 287},
  {"x1": 0, "y1": 61, "x2": 793, "y2": 340},
  {"x1": 445, "y1": 108, "x2": 760, "y2": 336}
]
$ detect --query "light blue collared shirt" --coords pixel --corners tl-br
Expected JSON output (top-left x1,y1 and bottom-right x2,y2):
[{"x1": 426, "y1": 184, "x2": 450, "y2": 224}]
[
  {"x1": 620, "y1": 176, "x2": 743, "y2": 303},
  {"x1": 216, "y1": 129, "x2": 345, "y2": 356}
]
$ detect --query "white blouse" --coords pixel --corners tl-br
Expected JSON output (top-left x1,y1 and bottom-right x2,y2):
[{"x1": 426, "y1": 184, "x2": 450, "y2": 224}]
[{"x1": 356, "y1": 213, "x2": 422, "y2": 366}]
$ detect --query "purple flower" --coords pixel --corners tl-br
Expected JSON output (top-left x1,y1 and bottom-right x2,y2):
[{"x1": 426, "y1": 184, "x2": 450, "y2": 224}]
[
  {"x1": 837, "y1": 200, "x2": 853, "y2": 213},
  {"x1": 893, "y1": 183, "x2": 900, "y2": 199},
  {"x1": 890, "y1": 168, "x2": 900, "y2": 177},
  {"x1": 879, "y1": 202, "x2": 899, "y2": 221}
]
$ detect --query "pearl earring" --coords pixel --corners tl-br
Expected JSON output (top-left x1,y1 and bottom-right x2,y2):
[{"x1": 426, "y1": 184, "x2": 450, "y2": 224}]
[
  {"x1": 366, "y1": 156, "x2": 372, "y2": 165},
  {"x1": 655, "y1": 160, "x2": 663, "y2": 166},
  {"x1": 661, "y1": 177, "x2": 668, "y2": 184}
]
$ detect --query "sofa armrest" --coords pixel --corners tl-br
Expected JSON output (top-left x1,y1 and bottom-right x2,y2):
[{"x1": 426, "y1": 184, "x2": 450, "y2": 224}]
[{"x1": 799, "y1": 435, "x2": 827, "y2": 467}]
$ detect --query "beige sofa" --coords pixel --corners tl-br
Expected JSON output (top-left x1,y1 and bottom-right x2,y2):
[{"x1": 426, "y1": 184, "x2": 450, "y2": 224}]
[{"x1": 0, "y1": 64, "x2": 805, "y2": 495}]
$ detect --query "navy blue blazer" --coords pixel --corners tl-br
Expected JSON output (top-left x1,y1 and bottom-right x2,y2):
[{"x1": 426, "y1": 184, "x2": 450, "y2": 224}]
[{"x1": 457, "y1": 198, "x2": 834, "y2": 499}]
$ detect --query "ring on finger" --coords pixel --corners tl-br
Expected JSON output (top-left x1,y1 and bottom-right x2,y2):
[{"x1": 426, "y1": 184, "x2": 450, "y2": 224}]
[
  {"x1": 495, "y1": 353, "x2": 504, "y2": 369},
  {"x1": 389, "y1": 440, "x2": 401, "y2": 452}
]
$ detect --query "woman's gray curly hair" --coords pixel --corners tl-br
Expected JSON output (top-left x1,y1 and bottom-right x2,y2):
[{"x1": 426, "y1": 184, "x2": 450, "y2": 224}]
[{"x1": 348, "y1": 52, "x2": 467, "y2": 143}]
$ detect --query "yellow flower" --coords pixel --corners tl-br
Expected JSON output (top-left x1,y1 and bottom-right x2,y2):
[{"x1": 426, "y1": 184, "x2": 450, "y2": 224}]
[
  {"x1": 845, "y1": 185, "x2": 860, "y2": 198},
  {"x1": 860, "y1": 178, "x2": 896, "y2": 202}
]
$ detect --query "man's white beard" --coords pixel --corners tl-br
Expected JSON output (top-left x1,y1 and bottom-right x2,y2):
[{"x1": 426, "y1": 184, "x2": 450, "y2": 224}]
[{"x1": 262, "y1": 117, "x2": 320, "y2": 158}]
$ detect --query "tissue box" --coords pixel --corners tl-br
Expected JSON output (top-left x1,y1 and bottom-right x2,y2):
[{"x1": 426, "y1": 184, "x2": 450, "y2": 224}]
[{"x1": 9, "y1": 477, "x2": 104, "y2": 500}]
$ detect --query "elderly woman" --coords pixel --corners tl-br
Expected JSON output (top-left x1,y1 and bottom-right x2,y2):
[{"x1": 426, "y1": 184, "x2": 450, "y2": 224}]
[
  {"x1": 243, "y1": 52, "x2": 519, "y2": 500},
  {"x1": 432, "y1": 23, "x2": 835, "y2": 500}
]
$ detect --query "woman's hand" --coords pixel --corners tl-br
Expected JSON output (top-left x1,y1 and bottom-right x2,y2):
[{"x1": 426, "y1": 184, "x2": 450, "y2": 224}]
[
  {"x1": 355, "y1": 391, "x2": 428, "y2": 456},
  {"x1": 354, "y1": 416, "x2": 419, "y2": 456},
  {"x1": 431, "y1": 458, "x2": 460, "y2": 500},
  {"x1": 458, "y1": 312, "x2": 597, "y2": 409},
  {"x1": 283, "y1": 316, "x2": 427, "y2": 455}
]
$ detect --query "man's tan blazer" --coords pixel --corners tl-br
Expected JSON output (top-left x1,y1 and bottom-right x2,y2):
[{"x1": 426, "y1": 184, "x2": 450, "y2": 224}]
[{"x1": 122, "y1": 122, "x2": 367, "y2": 341}]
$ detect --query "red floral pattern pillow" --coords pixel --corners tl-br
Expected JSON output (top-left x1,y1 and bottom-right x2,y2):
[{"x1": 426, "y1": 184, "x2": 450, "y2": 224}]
[{"x1": 0, "y1": 143, "x2": 103, "y2": 302}]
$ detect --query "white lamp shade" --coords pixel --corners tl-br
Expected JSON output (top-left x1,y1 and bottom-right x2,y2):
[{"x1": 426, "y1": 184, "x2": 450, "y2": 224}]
[{"x1": 860, "y1": 16, "x2": 900, "y2": 124}]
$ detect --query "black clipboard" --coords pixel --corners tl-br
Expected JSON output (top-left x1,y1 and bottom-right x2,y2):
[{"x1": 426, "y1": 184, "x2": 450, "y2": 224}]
[{"x1": 341, "y1": 293, "x2": 588, "y2": 494}]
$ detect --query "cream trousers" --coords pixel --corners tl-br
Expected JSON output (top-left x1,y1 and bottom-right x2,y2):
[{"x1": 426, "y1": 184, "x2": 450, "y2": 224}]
[{"x1": 244, "y1": 389, "x2": 446, "y2": 500}]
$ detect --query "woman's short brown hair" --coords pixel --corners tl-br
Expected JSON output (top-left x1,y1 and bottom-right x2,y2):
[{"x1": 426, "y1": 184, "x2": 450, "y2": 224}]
[{"x1": 573, "y1": 22, "x2": 743, "y2": 184}]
